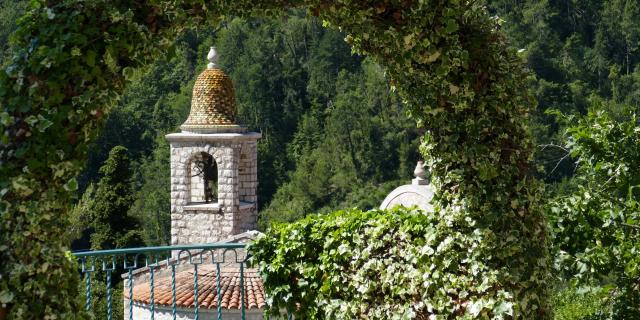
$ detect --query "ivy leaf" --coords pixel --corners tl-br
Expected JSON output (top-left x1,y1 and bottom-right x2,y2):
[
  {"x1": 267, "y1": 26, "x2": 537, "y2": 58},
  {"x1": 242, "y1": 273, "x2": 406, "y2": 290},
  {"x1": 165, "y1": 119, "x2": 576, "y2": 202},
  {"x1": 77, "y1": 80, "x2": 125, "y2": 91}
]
[
  {"x1": 122, "y1": 67, "x2": 135, "y2": 80},
  {"x1": 11, "y1": 178, "x2": 33, "y2": 197},
  {"x1": 494, "y1": 301, "x2": 513, "y2": 316},
  {"x1": 63, "y1": 178, "x2": 78, "y2": 192},
  {"x1": 86, "y1": 50, "x2": 96, "y2": 67},
  {"x1": 24, "y1": 115, "x2": 38, "y2": 127},
  {"x1": 477, "y1": 163, "x2": 498, "y2": 181},
  {"x1": 419, "y1": 50, "x2": 441, "y2": 64},
  {"x1": 0, "y1": 290, "x2": 14, "y2": 304},
  {"x1": 445, "y1": 19, "x2": 459, "y2": 34},
  {"x1": 0, "y1": 112, "x2": 13, "y2": 126},
  {"x1": 36, "y1": 115, "x2": 53, "y2": 132},
  {"x1": 403, "y1": 34, "x2": 415, "y2": 50}
]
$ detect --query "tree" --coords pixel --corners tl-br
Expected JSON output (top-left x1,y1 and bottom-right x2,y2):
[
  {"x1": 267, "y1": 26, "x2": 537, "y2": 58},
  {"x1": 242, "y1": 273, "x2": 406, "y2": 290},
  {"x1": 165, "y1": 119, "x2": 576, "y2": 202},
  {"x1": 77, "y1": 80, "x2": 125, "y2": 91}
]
[
  {"x1": 548, "y1": 106, "x2": 640, "y2": 318},
  {"x1": 129, "y1": 137, "x2": 172, "y2": 246},
  {"x1": 261, "y1": 59, "x2": 420, "y2": 224},
  {"x1": 217, "y1": 14, "x2": 362, "y2": 206},
  {"x1": 72, "y1": 145, "x2": 143, "y2": 250},
  {"x1": 70, "y1": 146, "x2": 143, "y2": 320}
]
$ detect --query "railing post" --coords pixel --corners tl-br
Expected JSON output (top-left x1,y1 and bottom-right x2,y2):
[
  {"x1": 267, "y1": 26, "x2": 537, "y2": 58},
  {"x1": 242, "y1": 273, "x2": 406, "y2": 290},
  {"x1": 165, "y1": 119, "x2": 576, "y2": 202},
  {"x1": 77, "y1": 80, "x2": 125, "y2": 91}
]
[
  {"x1": 194, "y1": 263, "x2": 199, "y2": 320},
  {"x1": 216, "y1": 262, "x2": 222, "y2": 320},
  {"x1": 127, "y1": 268, "x2": 133, "y2": 320},
  {"x1": 149, "y1": 255, "x2": 155, "y2": 320},
  {"x1": 123, "y1": 254, "x2": 137, "y2": 320},
  {"x1": 171, "y1": 264, "x2": 177, "y2": 320},
  {"x1": 80, "y1": 257, "x2": 95, "y2": 313},
  {"x1": 240, "y1": 262, "x2": 245, "y2": 320},
  {"x1": 106, "y1": 269, "x2": 113, "y2": 320},
  {"x1": 85, "y1": 271, "x2": 92, "y2": 312},
  {"x1": 103, "y1": 256, "x2": 116, "y2": 320}
]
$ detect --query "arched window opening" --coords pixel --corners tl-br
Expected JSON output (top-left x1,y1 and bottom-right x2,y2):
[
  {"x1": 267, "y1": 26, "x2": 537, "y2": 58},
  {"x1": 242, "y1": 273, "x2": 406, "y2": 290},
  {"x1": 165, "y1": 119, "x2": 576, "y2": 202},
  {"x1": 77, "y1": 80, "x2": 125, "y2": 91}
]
[{"x1": 190, "y1": 152, "x2": 218, "y2": 203}]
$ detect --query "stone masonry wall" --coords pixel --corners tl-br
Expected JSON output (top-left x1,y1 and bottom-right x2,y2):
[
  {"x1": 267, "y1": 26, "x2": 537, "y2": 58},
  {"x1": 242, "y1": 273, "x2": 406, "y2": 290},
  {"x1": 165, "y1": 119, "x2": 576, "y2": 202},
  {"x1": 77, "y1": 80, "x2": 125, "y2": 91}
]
[
  {"x1": 169, "y1": 135, "x2": 258, "y2": 245},
  {"x1": 238, "y1": 141, "x2": 258, "y2": 204},
  {"x1": 237, "y1": 206, "x2": 257, "y2": 235}
]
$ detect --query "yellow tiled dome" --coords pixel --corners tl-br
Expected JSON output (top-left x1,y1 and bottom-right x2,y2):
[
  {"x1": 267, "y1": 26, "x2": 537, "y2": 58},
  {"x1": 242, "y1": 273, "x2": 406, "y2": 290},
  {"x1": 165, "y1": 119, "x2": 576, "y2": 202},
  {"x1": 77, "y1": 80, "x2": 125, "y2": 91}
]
[{"x1": 181, "y1": 47, "x2": 245, "y2": 133}]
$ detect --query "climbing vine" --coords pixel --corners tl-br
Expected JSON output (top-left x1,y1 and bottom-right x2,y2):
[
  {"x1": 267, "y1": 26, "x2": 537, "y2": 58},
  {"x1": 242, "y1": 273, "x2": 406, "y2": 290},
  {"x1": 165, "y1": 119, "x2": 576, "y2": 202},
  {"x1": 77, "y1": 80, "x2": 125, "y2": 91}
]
[{"x1": 0, "y1": 1, "x2": 549, "y2": 318}]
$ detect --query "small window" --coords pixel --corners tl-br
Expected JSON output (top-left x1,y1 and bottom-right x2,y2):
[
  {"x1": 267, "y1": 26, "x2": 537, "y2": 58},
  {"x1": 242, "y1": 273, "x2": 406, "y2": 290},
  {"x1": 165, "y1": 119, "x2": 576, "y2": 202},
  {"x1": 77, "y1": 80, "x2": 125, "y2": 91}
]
[{"x1": 190, "y1": 152, "x2": 218, "y2": 203}]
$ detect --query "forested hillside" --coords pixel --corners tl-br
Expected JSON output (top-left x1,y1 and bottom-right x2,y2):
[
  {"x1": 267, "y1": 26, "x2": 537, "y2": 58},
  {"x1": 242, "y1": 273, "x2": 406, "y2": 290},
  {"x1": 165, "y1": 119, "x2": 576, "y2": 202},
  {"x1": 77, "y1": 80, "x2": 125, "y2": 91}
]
[
  {"x1": 490, "y1": 1, "x2": 640, "y2": 180},
  {"x1": 68, "y1": 13, "x2": 421, "y2": 246},
  {"x1": 489, "y1": 1, "x2": 640, "y2": 317},
  {"x1": 1, "y1": 0, "x2": 639, "y2": 318}
]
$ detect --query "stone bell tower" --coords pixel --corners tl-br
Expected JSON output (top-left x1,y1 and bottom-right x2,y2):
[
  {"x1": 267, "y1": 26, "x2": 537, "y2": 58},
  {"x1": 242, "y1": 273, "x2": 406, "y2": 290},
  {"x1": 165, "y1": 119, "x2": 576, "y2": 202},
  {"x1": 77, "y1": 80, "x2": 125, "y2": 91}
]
[{"x1": 166, "y1": 47, "x2": 261, "y2": 245}]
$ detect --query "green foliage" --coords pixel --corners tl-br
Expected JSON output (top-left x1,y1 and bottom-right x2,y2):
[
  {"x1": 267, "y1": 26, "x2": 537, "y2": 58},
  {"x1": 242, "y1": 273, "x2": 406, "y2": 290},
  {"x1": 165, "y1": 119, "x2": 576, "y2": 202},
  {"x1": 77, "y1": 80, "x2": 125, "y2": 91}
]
[
  {"x1": 547, "y1": 106, "x2": 640, "y2": 318},
  {"x1": 0, "y1": 0, "x2": 549, "y2": 318},
  {"x1": 488, "y1": 0, "x2": 640, "y2": 182},
  {"x1": 331, "y1": 1, "x2": 551, "y2": 317},
  {"x1": 262, "y1": 59, "x2": 420, "y2": 224},
  {"x1": 251, "y1": 207, "x2": 530, "y2": 319},
  {"x1": 129, "y1": 137, "x2": 171, "y2": 245},
  {"x1": 217, "y1": 14, "x2": 363, "y2": 207},
  {"x1": 71, "y1": 146, "x2": 142, "y2": 320},
  {"x1": 552, "y1": 285, "x2": 608, "y2": 320},
  {"x1": 486, "y1": 2, "x2": 640, "y2": 317},
  {"x1": 0, "y1": 1, "x2": 190, "y2": 316},
  {"x1": 71, "y1": 146, "x2": 143, "y2": 250},
  {"x1": 0, "y1": 1, "x2": 27, "y2": 64}
]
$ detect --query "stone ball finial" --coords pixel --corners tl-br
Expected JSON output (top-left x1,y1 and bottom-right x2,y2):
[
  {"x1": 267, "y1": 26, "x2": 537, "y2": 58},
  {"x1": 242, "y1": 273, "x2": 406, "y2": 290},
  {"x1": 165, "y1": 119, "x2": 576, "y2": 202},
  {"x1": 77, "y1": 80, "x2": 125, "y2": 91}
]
[
  {"x1": 412, "y1": 160, "x2": 429, "y2": 185},
  {"x1": 414, "y1": 161, "x2": 426, "y2": 179},
  {"x1": 207, "y1": 47, "x2": 218, "y2": 69}
]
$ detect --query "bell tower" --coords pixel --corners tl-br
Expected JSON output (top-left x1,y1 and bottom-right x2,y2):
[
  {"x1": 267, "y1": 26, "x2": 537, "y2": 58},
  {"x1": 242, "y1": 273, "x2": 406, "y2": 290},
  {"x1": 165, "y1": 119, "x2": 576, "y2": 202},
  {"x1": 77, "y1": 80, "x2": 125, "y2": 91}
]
[{"x1": 166, "y1": 47, "x2": 260, "y2": 245}]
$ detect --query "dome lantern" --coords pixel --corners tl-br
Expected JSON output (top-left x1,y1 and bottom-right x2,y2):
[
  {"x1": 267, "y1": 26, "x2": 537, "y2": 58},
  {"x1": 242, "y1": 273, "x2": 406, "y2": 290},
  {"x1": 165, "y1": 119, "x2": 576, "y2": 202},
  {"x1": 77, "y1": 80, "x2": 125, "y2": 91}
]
[{"x1": 180, "y1": 47, "x2": 246, "y2": 133}]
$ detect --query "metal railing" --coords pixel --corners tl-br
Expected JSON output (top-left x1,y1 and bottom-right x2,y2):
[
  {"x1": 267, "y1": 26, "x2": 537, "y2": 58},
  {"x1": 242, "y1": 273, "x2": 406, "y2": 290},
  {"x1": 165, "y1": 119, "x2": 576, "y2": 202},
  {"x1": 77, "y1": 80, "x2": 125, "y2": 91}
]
[{"x1": 73, "y1": 243, "x2": 260, "y2": 320}]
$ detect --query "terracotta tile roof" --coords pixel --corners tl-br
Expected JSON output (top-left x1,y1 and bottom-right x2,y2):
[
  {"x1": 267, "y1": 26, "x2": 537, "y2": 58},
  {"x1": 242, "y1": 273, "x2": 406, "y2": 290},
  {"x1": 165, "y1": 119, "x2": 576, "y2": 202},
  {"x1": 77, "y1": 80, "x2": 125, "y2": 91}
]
[{"x1": 126, "y1": 265, "x2": 265, "y2": 310}]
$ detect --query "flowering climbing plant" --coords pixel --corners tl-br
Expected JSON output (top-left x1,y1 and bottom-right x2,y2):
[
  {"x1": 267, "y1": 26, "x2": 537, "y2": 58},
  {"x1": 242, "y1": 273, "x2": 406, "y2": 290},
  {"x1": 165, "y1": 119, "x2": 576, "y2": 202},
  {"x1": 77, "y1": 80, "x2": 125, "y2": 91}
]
[{"x1": 0, "y1": 1, "x2": 549, "y2": 318}]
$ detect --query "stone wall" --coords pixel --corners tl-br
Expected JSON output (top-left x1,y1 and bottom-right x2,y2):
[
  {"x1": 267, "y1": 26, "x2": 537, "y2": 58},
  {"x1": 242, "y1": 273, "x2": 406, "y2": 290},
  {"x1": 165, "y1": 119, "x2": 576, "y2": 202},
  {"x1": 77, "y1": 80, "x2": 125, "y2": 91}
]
[
  {"x1": 171, "y1": 209, "x2": 229, "y2": 244},
  {"x1": 238, "y1": 141, "x2": 258, "y2": 204},
  {"x1": 167, "y1": 132, "x2": 260, "y2": 245},
  {"x1": 236, "y1": 206, "x2": 257, "y2": 235}
]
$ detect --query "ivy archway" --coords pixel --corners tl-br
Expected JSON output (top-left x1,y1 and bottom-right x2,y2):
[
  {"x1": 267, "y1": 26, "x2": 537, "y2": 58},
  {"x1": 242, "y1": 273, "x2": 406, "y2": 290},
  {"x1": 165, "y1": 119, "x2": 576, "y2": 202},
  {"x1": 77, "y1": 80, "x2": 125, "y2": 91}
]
[{"x1": 0, "y1": 1, "x2": 549, "y2": 318}]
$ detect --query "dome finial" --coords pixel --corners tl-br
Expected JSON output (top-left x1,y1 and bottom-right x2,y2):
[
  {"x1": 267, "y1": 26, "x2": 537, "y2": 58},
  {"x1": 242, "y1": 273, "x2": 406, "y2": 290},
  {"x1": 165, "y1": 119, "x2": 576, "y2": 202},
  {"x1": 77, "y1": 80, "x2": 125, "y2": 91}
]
[
  {"x1": 207, "y1": 47, "x2": 218, "y2": 69},
  {"x1": 181, "y1": 47, "x2": 245, "y2": 133},
  {"x1": 412, "y1": 160, "x2": 429, "y2": 185}
]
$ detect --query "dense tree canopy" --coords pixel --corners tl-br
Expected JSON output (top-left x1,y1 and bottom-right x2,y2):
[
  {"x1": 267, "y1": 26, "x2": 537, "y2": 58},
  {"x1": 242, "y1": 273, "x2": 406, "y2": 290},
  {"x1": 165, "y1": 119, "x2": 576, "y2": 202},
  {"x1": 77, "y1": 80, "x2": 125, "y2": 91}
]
[
  {"x1": 547, "y1": 107, "x2": 640, "y2": 318},
  {"x1": 71, "y1": 145, "x2": 143, "y2": 250}
]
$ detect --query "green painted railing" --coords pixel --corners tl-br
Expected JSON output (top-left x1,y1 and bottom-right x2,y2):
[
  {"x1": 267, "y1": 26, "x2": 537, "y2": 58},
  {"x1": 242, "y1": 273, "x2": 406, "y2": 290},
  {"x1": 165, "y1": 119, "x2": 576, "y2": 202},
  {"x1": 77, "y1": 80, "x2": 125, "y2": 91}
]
[{"x1": 73, "y1": 243, "x2": 261, "y2": 320}]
